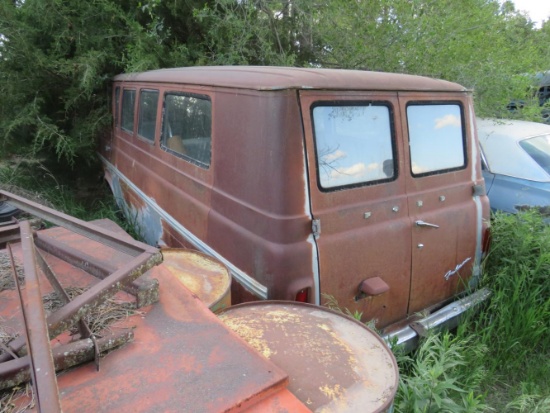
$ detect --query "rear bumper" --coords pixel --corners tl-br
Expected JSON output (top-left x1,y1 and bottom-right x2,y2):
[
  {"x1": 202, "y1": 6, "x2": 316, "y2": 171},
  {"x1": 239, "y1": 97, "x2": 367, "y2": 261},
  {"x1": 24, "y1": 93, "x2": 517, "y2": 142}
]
[{"x1": 381, "y1": 288, "x2": 491, "y2": 353}]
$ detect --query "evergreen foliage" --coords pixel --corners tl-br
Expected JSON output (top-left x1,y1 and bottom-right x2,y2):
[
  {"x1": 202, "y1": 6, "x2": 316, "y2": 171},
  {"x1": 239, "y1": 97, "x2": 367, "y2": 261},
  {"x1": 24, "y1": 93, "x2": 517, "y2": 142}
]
[{"x1": 1, "y1": 0, "x2": 549, "y2": 165}]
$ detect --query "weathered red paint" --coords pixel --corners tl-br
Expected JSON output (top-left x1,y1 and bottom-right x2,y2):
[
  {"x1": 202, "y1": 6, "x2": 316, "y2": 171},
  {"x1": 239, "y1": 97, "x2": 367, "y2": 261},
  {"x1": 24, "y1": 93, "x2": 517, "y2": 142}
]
[{"x1": 55, "y1": 265, "x2": 295, "y2": 413}]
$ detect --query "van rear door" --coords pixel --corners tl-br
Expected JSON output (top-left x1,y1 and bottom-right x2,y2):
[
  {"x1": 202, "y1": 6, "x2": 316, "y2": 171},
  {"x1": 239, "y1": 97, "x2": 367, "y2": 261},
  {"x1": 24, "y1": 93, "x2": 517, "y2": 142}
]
[
  {"x1": 300, "y1": 91, "x2": 484, "y2": 328},
  {"x1": 299, "y1": 91, "x2": 411, "y2": 328},
  {"x1": 398, "y1": 94, "x2": 481, "y2": 314}
]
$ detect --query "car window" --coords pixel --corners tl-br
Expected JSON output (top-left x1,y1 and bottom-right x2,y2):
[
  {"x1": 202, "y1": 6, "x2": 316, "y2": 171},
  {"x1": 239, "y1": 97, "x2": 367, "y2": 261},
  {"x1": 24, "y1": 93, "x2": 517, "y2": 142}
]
[
  {"x1": 519, "y1": 134, "x2": 550, "y2": 175},
  {"x1": 407, "y1": 104, "x2": 466, "y2": 176},
  {"x1": 138, "y1": 89, "x2": 159, "y2": 142},
  {"x1": 121, "y1": 89, "x2": 136, "y2": 133},
  {"x1": 161, "y1": 93, "x2": 212, "y2": 168},
  {"x1": 312, "y1": 104, "x2": 395, "y2": 190}
]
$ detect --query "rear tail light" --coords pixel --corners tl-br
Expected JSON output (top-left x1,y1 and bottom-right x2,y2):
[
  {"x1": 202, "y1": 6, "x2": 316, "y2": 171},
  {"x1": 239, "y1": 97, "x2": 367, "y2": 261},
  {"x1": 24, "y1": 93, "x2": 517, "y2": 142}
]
[{"x1": 295, "y1": 288, "x2": 309, "y2": 303}]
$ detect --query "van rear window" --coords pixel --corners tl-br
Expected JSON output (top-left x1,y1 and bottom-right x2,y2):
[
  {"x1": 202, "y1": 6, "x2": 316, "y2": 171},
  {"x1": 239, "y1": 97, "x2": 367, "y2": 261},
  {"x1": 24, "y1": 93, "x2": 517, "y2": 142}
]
[
  {"x1": 312, "y1": 104, "x2": 395, "y2": 190},
  {"x1": 407, "y1": 104, "x2": 466, "y2": 176},
  {"x1": 161, "y1": 93, "x2": 212, "y2": 168}
]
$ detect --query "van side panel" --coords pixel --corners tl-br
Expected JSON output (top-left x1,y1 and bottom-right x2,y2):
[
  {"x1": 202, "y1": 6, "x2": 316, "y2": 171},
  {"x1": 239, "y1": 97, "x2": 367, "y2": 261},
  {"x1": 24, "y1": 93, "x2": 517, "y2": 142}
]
[
  {"x1": 108, "y1": 83, "x2": 213, "y2": 248},
  {"x1": 208, "y1": 90, "x2": 315, "y2": 300},
  {"x1": 106, "y1": 84, "x2": 316, "y2": 302}
]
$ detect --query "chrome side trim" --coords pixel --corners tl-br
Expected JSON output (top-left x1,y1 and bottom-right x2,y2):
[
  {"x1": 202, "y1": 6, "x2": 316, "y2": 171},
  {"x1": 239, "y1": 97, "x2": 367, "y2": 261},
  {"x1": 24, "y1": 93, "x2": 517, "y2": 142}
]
[
  {"x1": 382, "y1": 288, "x2": 491, "y2": 353},
  {"x1": 99, "y1": 155, "x2": 268, "y2": 299}
]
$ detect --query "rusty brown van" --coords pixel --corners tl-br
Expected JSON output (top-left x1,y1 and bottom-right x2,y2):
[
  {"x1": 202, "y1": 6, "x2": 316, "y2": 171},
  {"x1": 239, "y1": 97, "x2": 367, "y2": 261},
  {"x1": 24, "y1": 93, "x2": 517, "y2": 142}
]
[{"x1": 100, "y1": 66, "x2": 491, "y2": 349}]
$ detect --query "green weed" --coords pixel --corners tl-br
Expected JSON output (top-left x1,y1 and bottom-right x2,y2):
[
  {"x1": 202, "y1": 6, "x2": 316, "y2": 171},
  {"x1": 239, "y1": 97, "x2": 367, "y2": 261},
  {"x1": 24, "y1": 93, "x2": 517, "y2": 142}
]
[
  {"x1": 474, "y1": 211, "x2": 550, "y2": 378},
  {"x1": 395, "y1": 333, "x2": 489, "y2": 413}
]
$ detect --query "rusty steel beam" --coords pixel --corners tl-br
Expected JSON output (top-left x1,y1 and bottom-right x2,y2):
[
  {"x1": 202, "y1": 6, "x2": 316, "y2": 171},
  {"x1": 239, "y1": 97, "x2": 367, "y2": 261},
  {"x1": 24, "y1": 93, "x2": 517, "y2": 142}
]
[
  {"x1": 0, "y1": 223, "x2": 21, "y2": 248},
  {"x1": 0, "y1": 190, "x2": 157, "y2": 257},
  {"x1": 12, "y1": 221, "x2": 62, "y2": 413},
  {"x1": 0, "y1": 330, "x2": 133, "y2": 391},
  {"x1": 35, "y1": 233, "x2": 159, "y2": 308},
  {"x1": 46, "y1": 250, "x2": 162, "y2": 338},
  {"x1": 35, "y1": 232, "x2": 117, "y2": 278}
]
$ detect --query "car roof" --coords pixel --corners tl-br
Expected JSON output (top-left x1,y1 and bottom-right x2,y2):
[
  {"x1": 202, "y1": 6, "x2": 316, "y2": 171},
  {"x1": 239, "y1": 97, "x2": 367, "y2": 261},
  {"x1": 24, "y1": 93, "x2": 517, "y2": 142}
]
[
  {"x1": 477, "y1": 118, "x2": 550, "y2": 182},
  {"x1": 114, "y1": 66, "x2": 467, "y2": 92}
]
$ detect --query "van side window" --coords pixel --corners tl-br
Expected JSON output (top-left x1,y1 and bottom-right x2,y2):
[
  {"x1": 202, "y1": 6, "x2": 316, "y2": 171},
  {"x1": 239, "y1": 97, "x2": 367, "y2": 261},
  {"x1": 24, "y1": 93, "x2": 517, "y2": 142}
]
[
  {"x1": 161, "y1": 93, "x2": 212, "y2": 168},
  {"x1": 407, "y1": 104, "x2": 466, "y2": 176},
  {"x1": 312, "y1": 104, "x2": 395, "y2": 190},
  {"x1": 121, "y1": 89, "x2": 136, "y2": 133},
  {"x1": 138, "y1": 89, "x2": 159, "y2": 142},
  {"x1": 114, "y1": 87, "x2": 120, "y2": 127}
]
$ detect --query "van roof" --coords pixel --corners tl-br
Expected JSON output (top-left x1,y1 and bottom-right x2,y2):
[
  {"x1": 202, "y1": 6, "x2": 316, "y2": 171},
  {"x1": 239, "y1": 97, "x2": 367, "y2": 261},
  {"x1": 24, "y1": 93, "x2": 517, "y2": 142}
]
[{"x1": 114, "y1": 66, "x2": 466, "y2": 92}]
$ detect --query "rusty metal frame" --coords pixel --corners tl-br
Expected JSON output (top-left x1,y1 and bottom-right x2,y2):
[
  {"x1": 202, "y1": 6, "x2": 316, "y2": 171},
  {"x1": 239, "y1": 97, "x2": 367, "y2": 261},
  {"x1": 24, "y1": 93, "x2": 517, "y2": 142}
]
[{"x1": 0, "y1": 190, "x2": 163, "y2": 411}]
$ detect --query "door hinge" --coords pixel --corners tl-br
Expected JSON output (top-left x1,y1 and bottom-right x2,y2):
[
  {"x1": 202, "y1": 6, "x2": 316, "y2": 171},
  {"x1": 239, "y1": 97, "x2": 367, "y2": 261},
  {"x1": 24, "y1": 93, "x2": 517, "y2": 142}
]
[{"x1": 312, "y1": 219, "x2": 321, "y2": 239}]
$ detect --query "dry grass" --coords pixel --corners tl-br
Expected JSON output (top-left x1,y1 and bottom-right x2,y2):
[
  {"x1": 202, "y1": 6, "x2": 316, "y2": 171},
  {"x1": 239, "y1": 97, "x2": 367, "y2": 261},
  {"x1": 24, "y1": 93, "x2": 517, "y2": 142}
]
[
  {"x1": 0, "y1": 321, "x2": 31, "y2": 413},
  {"x1": 0, "y1": 384, "x2": 35, "y2": 413},
  {"x1": 42, "y1": 287, "x2": 138, "y2": 336},
  {"x1": 0, "y1": 253, "x2": 24, "y2": 292}
]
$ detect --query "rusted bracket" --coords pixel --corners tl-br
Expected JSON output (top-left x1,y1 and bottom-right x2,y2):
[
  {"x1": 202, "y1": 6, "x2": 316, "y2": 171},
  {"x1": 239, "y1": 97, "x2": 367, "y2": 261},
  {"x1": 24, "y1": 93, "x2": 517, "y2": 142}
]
[
  {"x1": 46, "y1": 250, "x2": 161, "y2": 338},
  {"x1": 0, "y1": 246, "x2": 161, "y2": 361},
  {"x1": 0, "y1": 223, "x2": 21, "y2": 248},
  {"x1": 1, "y1": 190, "x2": 160, "y2": 307},
  {"x1": 35, "y1": 248, "x2": 101, "y2": 369}
]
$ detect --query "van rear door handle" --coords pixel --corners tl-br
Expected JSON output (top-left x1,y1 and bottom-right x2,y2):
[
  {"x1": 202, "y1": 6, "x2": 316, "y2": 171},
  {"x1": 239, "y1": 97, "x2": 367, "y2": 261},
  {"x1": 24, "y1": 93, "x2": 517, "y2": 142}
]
[{"x1": 415, "y1": 220, "x2": 439, "y2": 229}]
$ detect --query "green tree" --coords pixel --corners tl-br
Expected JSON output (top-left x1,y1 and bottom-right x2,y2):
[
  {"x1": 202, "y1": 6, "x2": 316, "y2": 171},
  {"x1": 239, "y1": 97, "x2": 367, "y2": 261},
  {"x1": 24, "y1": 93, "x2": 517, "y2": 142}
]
[
  {"x1": 0, "y1": 0, "x2": 138, "y2": 162},
  {"x1": 1, "y1": 0, "x2": 549, "y2": 165}
]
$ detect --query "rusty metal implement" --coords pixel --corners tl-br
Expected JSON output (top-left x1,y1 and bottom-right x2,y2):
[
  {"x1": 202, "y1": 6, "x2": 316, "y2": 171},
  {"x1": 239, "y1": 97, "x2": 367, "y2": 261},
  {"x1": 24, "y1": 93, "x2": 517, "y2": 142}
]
[
  {"x1": 0, "y1": 190, "x2": 161, "y2": 411},
  {"x1": 0, "y1": 190, "x2": 310, "y2": 412}
]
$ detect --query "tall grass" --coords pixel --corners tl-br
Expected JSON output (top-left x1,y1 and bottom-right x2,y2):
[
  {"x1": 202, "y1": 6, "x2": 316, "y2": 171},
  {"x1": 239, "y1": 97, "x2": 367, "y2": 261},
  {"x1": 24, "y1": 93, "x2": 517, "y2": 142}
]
[
  {"x1": 395, "y1": 334, "x2": 489, "y2": 413},
  {"x1": 475, "y1": 211, "x2": 550, "y2": 375},
  {"x1": 466, "y1": 211, "x2": 550, "y2": 411}
]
